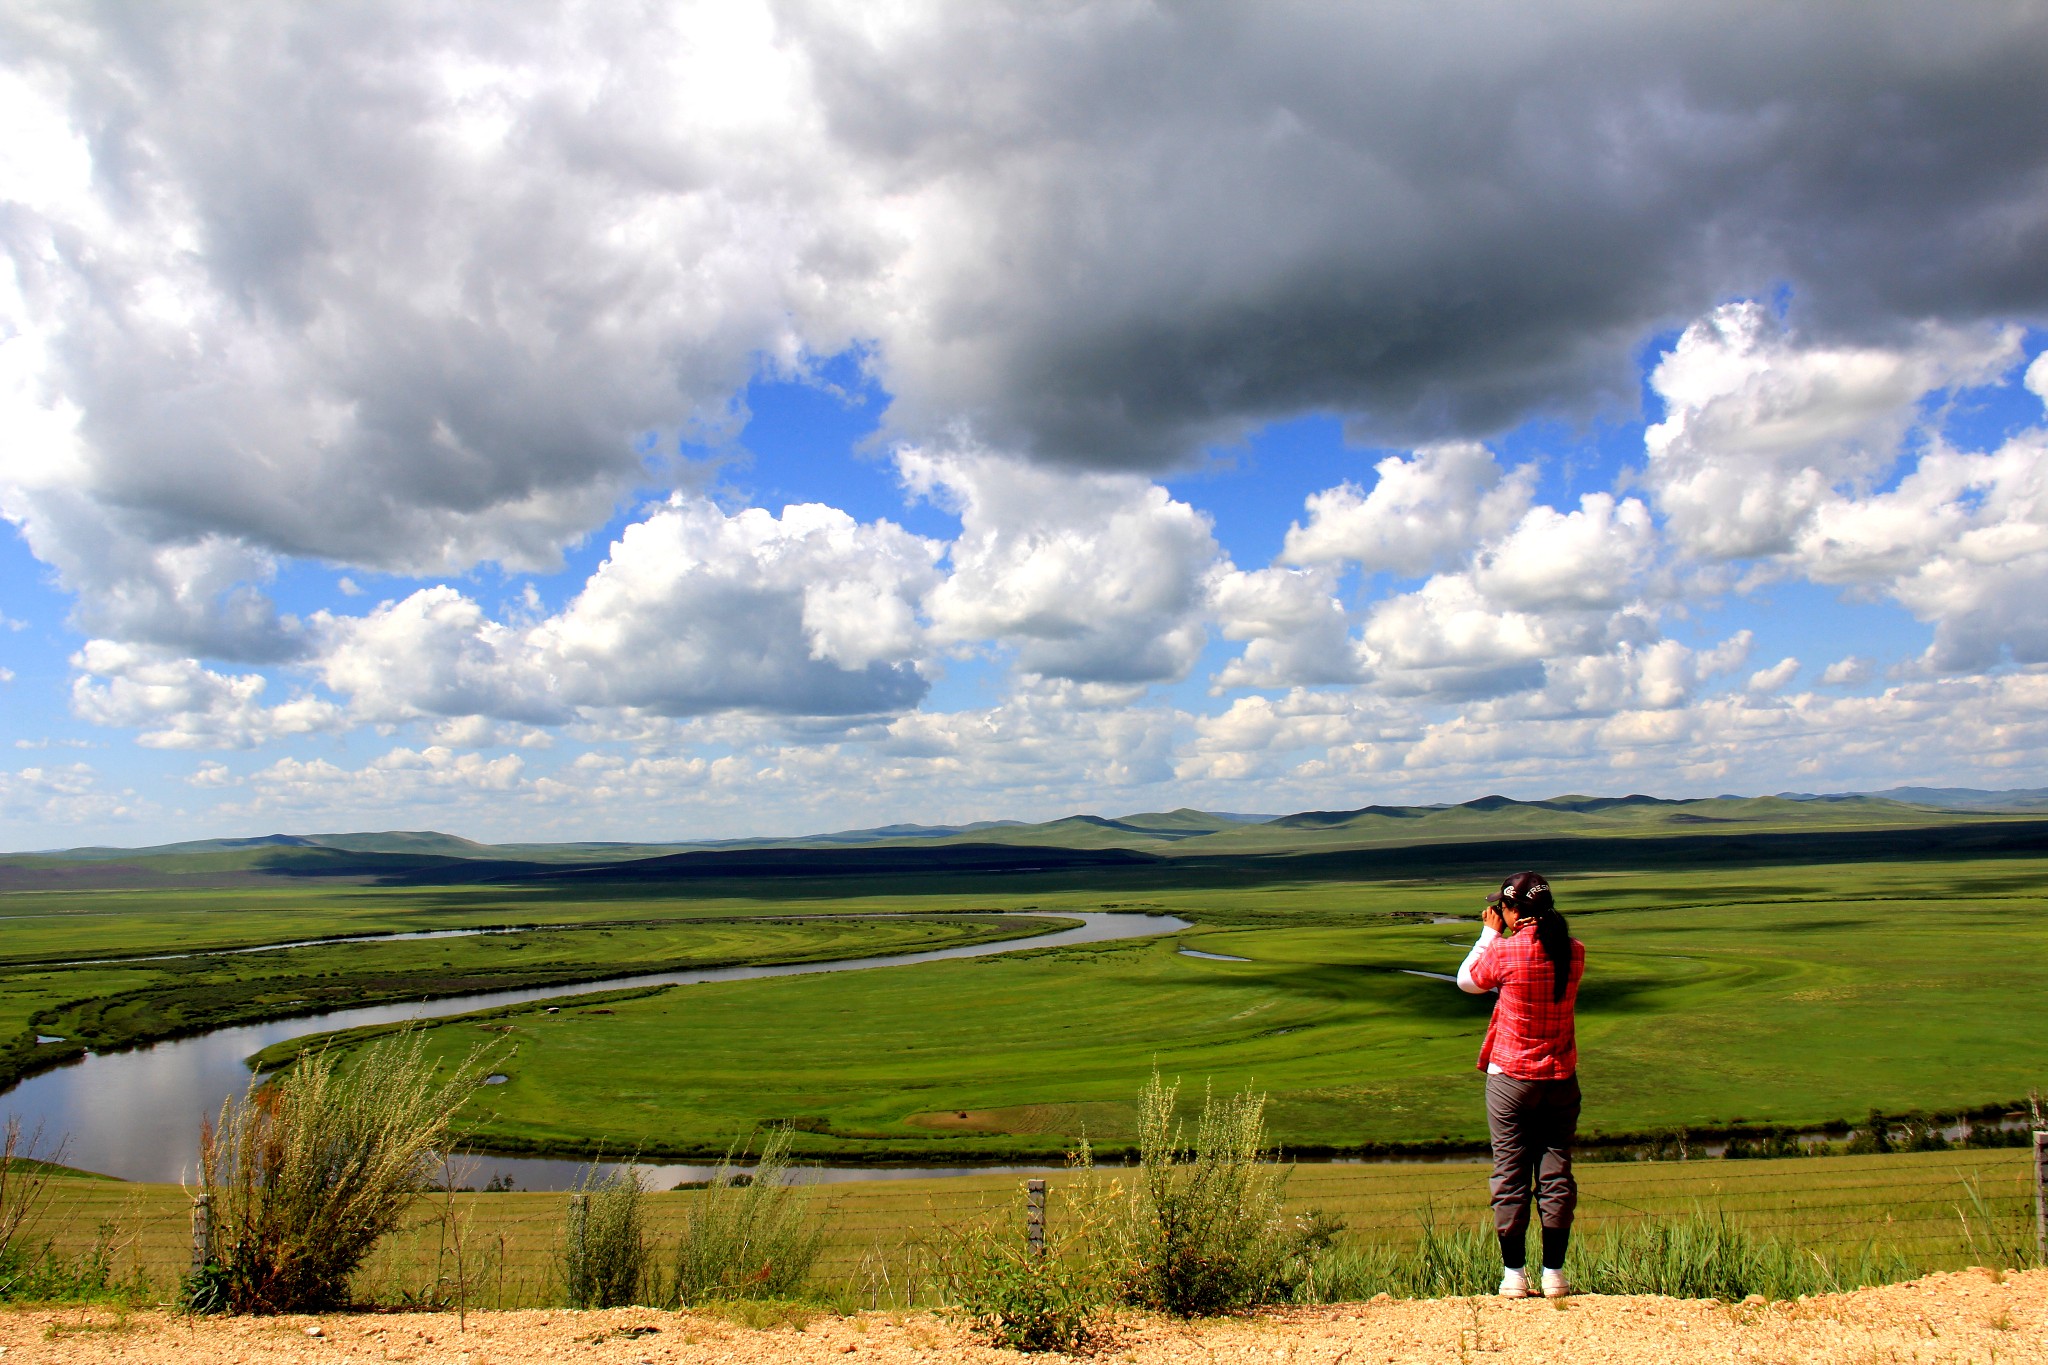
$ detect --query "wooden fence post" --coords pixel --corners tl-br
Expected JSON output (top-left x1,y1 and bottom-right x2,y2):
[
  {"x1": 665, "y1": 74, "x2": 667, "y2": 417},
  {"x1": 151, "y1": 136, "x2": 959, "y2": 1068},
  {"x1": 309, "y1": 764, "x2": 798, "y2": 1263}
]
[
  {"x1": 1026, "y1": 1179, "x2": 1046, "y2": 1257},
  {"x1": 2033, "y1": 1129, "x2": 2045, "y2": 1268},
  {"x1": 190, "y1": 1193, "x2": 212, "y2": 1274}
]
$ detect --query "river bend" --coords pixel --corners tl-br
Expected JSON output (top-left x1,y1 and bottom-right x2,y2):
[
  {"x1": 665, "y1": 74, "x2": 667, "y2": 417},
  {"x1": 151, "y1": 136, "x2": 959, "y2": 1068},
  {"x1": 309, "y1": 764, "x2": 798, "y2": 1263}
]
[{"x1": 1, "y1": 912, "x2": 1188, "y2": 1185}]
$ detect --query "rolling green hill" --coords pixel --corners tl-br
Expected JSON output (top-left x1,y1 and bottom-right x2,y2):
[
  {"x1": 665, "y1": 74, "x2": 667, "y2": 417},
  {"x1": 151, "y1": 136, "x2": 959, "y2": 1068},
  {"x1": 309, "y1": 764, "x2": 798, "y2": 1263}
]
[{"x1": 6, "y1": 790, "x2": 2036, "y2": 893}]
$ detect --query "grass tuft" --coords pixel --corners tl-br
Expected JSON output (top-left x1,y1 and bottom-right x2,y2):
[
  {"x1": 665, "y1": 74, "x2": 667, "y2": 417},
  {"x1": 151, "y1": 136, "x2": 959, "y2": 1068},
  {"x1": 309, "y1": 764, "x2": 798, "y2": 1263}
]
[{"x1": 1305, "y1": 1208, "x2": 1925, "y2": 1303}]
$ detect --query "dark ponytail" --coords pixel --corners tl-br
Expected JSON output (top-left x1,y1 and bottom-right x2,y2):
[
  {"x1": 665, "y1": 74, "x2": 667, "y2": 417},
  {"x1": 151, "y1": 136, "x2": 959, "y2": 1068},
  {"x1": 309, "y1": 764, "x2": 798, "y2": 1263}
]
[
  {"x1": 1533, "y1": 905, "x2": 1573, "y2": 1002},
  {"x1": 1494, "y1": 872, "x2": 1573, "y2": 1003}
]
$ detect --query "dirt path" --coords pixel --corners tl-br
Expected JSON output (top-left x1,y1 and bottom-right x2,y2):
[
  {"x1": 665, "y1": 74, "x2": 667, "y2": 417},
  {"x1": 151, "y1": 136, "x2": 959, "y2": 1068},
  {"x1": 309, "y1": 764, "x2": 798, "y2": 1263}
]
[{"x1": 4, "y1": 1269, "x2": 2042, "y2": 1364}]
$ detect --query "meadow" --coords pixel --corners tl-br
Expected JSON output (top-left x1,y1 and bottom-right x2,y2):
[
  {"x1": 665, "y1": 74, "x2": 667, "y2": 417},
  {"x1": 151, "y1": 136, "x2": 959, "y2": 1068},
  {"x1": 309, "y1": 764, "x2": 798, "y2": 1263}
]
[
  {"x1": 0, "y1": 893, "x2": 1053, "y2": 1092},
  {"x1": 4, "y1": 844, "x2": 2044, "y2": 1160},
  {"x1": 349, "y1": 856, "x2": 2048, "y2": 1162}
]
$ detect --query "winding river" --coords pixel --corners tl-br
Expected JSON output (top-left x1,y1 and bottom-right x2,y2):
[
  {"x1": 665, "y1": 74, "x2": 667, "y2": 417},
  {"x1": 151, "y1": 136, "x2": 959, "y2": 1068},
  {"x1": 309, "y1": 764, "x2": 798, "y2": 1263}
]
[{"x1": 1, "y1": 912, "x2": 1189, "y2": 1188}]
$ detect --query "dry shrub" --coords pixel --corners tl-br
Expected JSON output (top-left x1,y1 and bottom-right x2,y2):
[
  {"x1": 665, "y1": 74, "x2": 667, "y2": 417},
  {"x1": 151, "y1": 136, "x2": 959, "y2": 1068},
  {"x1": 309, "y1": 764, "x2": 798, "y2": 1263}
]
[{"x1": 194, "y1": 1026, "x2": 490, "y2": 1313}]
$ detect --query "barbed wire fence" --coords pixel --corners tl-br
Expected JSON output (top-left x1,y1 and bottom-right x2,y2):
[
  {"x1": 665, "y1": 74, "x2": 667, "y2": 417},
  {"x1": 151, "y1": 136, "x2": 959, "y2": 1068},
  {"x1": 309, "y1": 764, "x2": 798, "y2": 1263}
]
[{"x1": 33, "y1": 1112, "x2": 2033, "y2": 1310}]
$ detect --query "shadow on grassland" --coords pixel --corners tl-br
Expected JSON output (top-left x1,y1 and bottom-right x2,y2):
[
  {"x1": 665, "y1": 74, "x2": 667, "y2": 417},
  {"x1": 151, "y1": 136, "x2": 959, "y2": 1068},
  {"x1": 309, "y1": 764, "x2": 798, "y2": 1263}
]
[
  {"x1": 383, "y1": 818, "x2": 2048, "y2": 896},
  {"x1": 1181, "y1": 961, "x2": 1664, "y2": 1019}
]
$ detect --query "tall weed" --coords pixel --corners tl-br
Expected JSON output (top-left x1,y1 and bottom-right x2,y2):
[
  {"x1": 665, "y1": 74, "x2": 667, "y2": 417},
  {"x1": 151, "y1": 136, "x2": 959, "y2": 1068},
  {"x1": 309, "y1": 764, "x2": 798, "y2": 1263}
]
[
  {"x1": 1303, "y1": 1207, "x2": 1499, "y2": 1302},
  {"x1": 194, "y1": 1026, "x2": 491, "y2": 1313},
  {"x1": 562, "y1": 1166, "x2": 651, "y2": 1308},
  {"x1": 0, "y1": 1119, "x2": 61, "y2": 1297},
  {"x1": 1954, "y1": 1174, "x2": 2040, "y2": 1271},
  {"x1": 671, "y1": 1125, "x2": 826, "y2": 1304}
]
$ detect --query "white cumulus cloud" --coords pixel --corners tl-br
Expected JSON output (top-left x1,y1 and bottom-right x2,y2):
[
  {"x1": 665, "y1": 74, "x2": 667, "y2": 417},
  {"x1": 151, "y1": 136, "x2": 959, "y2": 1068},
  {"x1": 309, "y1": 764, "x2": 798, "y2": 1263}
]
[
  {"x1": 69, "y1": 640, "x2": 343, "y2": 749},
  {"x1": 1282, "y1": 443, "x2": 1533, "y2": 576},
  {"x1": 1645, "y1": 302, "x2": 2019, "y2": 561},
  {"x1": 9, "y1": 2, "x2": 2048, "y2": 667},
  {"x1": 905, "y1": 449, "x2": 1219, "y2": 685},
  {"x1": 318, "y1": 496, "x2": 942, "y2": 726}
]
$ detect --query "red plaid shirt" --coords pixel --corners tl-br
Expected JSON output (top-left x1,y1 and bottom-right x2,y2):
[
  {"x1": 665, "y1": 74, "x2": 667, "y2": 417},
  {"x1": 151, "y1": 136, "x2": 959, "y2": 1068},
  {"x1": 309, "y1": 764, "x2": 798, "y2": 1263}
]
[{"x1": 1466, "y1": 924, "x2": 1584, "y2": 1079}]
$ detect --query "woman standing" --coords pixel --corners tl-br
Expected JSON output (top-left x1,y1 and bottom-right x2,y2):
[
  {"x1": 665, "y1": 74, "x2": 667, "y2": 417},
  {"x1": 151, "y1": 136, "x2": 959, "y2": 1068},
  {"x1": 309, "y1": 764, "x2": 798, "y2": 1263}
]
[{"x1": 1456, "y1": 870, "x2": 1585, "y2": 1299}]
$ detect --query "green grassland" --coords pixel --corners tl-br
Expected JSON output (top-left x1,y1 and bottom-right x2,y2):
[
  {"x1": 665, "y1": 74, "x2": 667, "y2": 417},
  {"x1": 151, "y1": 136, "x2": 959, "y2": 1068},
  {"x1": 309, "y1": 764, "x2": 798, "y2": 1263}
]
[
  {"x1": 7, "y1": 806, "x2": 2047, "y2": 1307},
  {"x1": 346, "y1": 857, "x2": 2048, "y2": 1162},
  {"x1": 18, "y1": 1147, "x2": 2034, "y2": 1307},
  {"x1": 6, "y1": 799, "x2": 2047, "y2": 1170}
]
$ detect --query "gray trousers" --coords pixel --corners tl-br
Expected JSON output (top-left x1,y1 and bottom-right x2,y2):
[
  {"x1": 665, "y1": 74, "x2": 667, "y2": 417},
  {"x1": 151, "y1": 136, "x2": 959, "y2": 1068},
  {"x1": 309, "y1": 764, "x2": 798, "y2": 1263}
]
[{"x1": 1485, "y1": 1073, "x2": 1580, "y2": 1237}]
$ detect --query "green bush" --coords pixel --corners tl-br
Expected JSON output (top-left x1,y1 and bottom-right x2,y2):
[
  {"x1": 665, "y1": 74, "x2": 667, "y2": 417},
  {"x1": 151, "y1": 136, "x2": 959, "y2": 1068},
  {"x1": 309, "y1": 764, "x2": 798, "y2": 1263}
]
[
  {"x1": 194, "y1": 1026, "x2": 491, "y2": 1313},
  {"x1": 935, "y1": 1150, "x2": 1127, "y2": 1352},
  {"x1": 562, "y1": 1166, "x2": 651, "y2": 1308},
  {"x1": 671, "y1": 1125, "x2": 826, "y2": 1304},
  {"x1": 1844, "y1": 1109, "x2": 1895, "y2": 1155},
  {"x1": 938, "y1": 1075, "x2": 1332, "y2": 1346}
]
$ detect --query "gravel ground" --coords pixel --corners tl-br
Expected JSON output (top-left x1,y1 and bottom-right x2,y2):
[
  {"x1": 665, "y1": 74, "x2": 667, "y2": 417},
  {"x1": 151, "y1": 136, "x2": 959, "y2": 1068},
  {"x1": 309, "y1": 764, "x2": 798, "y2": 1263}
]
[{"x1": 3, "y1": 1270, "x2": 2041, "y2": 1365}]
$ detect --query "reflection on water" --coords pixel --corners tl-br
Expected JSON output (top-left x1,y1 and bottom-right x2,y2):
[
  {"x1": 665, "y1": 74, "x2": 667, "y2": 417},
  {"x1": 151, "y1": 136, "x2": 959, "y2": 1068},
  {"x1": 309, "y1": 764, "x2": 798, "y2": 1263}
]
[
  {"x1": 457, "y1": 1155, "x2": 1071, "y2": 1192},
  {"x1": 0, "y1": 912, "x2": 1188, "y2": 1184},
  {"x1": 455, "y1": 1149, "x2": 1508, "y2": 1193}
]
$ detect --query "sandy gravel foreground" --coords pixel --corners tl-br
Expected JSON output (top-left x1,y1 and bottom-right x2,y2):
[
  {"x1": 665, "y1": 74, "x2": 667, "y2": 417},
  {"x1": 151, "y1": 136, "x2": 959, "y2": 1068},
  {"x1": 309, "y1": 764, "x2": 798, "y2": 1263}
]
[{"x1": 3, "y1": 1270, "x2": 2041, "y2": 1365}]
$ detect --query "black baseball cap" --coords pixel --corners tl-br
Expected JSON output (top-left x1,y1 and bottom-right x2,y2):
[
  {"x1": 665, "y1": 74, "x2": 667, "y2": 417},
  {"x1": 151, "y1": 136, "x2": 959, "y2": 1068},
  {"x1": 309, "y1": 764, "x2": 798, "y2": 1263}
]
[{"x1": 1488, "y1": 871, "x2": 1553, "y2": 910}]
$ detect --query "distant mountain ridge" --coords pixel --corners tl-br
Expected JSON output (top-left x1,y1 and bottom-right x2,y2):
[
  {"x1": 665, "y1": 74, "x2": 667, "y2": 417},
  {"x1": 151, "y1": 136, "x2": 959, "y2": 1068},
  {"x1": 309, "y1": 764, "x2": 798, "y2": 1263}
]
[
  {"x1": 8, "y1": 788, "x2": 2043, "y2": 885},
  {"x1": 30, "y1": 829, "x2": 502, "y2": 861},
  {"x1": 1799, "y1": 786, "x2": 2048, "y2": 812}
]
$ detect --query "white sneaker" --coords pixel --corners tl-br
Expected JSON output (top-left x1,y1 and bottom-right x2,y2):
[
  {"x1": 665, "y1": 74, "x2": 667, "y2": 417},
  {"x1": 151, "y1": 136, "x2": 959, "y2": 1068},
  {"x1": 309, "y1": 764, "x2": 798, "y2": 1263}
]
[
  {"x1": 1498, "y1": 1268, "x2": 1530, "y2": 1298},
  {"x1": 1541, "y1": 1268, "x2": 1571, "y2": 1299}
]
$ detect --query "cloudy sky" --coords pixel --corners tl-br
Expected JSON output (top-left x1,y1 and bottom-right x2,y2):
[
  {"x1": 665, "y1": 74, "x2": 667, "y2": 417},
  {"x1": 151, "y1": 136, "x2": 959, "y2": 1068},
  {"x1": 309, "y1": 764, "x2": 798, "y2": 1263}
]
[{"x1": 4, "y1": 1, "x2": 2048, "y2": 848}]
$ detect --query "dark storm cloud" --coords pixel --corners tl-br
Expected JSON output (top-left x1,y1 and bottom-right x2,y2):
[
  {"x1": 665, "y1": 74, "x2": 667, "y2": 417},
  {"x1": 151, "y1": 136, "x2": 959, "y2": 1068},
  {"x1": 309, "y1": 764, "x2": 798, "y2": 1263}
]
[{"x1": 791, "y1": 0, "x2": 2048, "y2": 464}]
